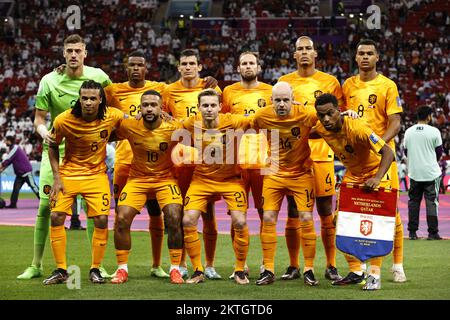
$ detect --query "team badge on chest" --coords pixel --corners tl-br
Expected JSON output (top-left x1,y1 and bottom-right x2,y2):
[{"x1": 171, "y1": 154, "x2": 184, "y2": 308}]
[
  {"x1": 368, "y1": 94, "x2": 377, "y2": 105},
  {"x1": 291, "y1": 127, "x2": 300, "y2": 137},
  {"x1": 257, "y1": 98, "x2": 266, "y2": 108},
  {"x1": 100, "y1": 130, "x2": 108, "y2": 139},
  {"x1": 159, "y1": 142, "x2": 168, "y2": 152}
]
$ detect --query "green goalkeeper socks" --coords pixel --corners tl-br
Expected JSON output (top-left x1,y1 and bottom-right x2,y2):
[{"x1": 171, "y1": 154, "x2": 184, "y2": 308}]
[{"x1": 31, "y1": 199, "x2": 51, "y2": 267}]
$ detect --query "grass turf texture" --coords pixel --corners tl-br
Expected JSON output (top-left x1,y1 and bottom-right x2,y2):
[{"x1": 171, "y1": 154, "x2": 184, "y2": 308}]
[{"x1": 1, "y1": 225, "x2": 449, "y2": 300}]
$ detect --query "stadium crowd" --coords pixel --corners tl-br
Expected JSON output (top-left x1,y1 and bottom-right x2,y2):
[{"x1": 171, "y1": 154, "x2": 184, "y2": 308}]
[
  {"x1": 222, "y1": 0, "x2": 320, "y2": 18},
  {"x1": 0, "y1": 0, "x2": 449, "y2": 163}
]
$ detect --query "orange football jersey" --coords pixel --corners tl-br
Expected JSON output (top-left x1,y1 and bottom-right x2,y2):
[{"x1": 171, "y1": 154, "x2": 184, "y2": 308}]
[
  {"x1": 222, "y1": 82, "x2": 273, "y2": 115},
  {"x1": 222, "y1": 81, "x2": 272, "y2": 169},
  {"x1": 105, "y1": 81, "x2": 167, "y2": 165},
  {"x1": 342, "y1": 73, "x2": 403, "y2": 151},
  {"x1": 51, "y1": 107, "x2": 124, "y2": 178},
  {"x1": 162, "y1": 79, "x2": 222, "y2": 119},
  {"x1": 182, "y1": 113, "x2": 253, "y2": 180},
  {"x1": 279, "y1": 70, "x2": 343, "y2": 162},
  {"x1": 315, "y1": 117, "x2": 387, "y2": 181},
  {"x1": 253, "y1": 104, "x2": 317, "y2": 177},
  {"x1": 115, "y1": 118, "x2": 182, "y2": 180}
]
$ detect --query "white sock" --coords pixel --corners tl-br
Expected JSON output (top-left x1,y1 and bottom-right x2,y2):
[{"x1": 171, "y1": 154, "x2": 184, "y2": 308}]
[
  {"x1": 118, "y1": 264, "x2": 128, "y2": 272},
  {"x1": 170, "y1": 265, "x2": 180, "y2": 272},
  {"x1": 392, "y1": 263, "x2": 404, "y2": 271}
]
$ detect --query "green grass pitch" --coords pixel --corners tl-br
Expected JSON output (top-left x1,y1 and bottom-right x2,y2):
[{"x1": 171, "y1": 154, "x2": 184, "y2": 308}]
[{"x1": 1, "y1": 225, "x2": 449, "y2": 300}]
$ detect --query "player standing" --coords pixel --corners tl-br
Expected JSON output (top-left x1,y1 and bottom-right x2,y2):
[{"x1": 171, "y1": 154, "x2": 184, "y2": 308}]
[
  {"x1": 314, "y1": 93, "x2": 395, "y2": 290},
  {"x1": 339, "y1": 39, "x2": 406, "y2": 283},
  {"x1": 110, "y1": 90, "x2": 185, "y2": 284},
  {"x1": 163, "y1": 49, "x2": 223, "y2": 279},
  {"x1": 222, "y1": 51, "x2": 272, "y2": 278},
  {"x1": 278, "y1": 36, "x2": 343, "y2": 281},
  {"x1": 18, "y1": 34, "x2": 112, "y2": 280},
  {"x1": 43, "y1": 80, "x2": 124, "y2": 285},
  {"x1": 222, "y1": 52, "x2": 272, "y2": 220},
  {"x1": 181, "y1": 89, "x2": 253, "y2": 285},
  {"x1": 255, "y1": 82, "x2": 319, "y2": 286},
  {"x1": 105, "y1": 51, "x2": 169, "y2": 278}
]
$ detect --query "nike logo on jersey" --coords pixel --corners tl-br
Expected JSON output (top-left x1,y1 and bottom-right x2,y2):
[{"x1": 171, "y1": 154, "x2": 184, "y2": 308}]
[
  {"x1": 349, "y1": 95, "x2": 355, "y2": 98},
  {"x1": 306, "y1": 203, "x2": 313, "y2": 208},
  {"x1": 175, "y1": 99, "x2": 182, "y2": 103},
  {"x1": 58, "y1": 92, "x2": 67, "y2": 97},
  {"x1": 325, "y1": 188, "x2": 332, "y2": 193},
  {"x1": 232, "y1": 102, "x2": 240, "y2": 106},
  {"x1": 119, "y1": 97, "x2": 127, "y2": 101}
]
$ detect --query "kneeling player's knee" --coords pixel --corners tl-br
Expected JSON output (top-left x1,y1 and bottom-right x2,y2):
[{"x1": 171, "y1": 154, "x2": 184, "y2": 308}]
[
  {"x1": 94, "y1": 215, "x2": 108, "y2": 228},
  {"x1": 114, "y1": 213, "x2": 130, "y2": 231},
  {"x1": 50, "y1": 212, "x2": 65, "y2": 226},
  {"x1": 165, "y1": 206, "x2": 183, "y2": 226},
  {"x1": 316, "y1": 197, "x2": 333, "y2": 215}
]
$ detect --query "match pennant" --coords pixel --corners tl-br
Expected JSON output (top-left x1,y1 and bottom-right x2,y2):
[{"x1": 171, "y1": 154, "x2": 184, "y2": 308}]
[{"x1": 336, "y1": 183, "x2": 397, "y2": 262}]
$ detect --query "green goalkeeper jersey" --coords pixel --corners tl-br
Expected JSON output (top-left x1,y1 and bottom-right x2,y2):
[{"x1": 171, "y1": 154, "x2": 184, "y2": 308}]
[{"x1": 36, "y1": 65, "x2": 112, "y2": 128}]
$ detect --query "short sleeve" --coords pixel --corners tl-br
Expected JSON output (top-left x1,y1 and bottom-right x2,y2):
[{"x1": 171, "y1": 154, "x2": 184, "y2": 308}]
[
  {"x1": 104, "y1": 84, "x2": 114, "y2": 106},
  {"x1": 115, "y1": 119, "x2": 130, "y2": 140},
  {"x1": 386, "y1": 81, "x2": 403, "y2": 116},
  {"x1": 112, "y1": 108, "x2": 126, "y2": 126},
  {"x1": 214, "y1": 85, "x2": 223, "y2": 94},
  {"x1": 435, "y1": 129, "x2": 443, "y2": 148},
  {"x1": 182, "y1": 114, "x2": 197, "y2": 131},
  {"x1": 161, "y1": 88, "x2": 171, "y2": 113},
  {"x1": 302, "y1": 106, "x2": 318, "y2": 128},
  {"x1": 332, "y1": 79, "x2": 344, "y2": 108},
  {"x1": 35, "y1": 77, "x2": 50, "y2": 111},
  {"x1": 100, "y1": 71, "x2": 112, "y2": 88},
  {"x1": 341, "y1": 79, "x2": 350, "y2": 111},
  {"x1": 356, "y1": 121, "x2": 386, "y2": 154},
  {"x1": 51, "y1": 115, "x2": 65, "y2": 145},
  {"x1": 221, "y1": 87, "x2": 231, "y2": 113}
]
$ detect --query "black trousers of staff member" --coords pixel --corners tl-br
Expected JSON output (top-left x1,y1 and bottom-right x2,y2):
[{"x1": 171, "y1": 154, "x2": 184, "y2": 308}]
[
  {"x1": 407, "y1": 177, "x2": 440, "y2": 235},
  {"x1": 9, "y1": 172, "x2": 40, "y2": 208}
]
